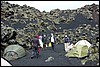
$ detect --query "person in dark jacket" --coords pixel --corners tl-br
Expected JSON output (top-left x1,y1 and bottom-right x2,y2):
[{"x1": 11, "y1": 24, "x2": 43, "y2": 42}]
[
  {"x1": 42, "y1": 34, "x2": 47, "y2": 50},
  {"x1": 31, "y1": 36, "x2": 39, "y2": 59}
]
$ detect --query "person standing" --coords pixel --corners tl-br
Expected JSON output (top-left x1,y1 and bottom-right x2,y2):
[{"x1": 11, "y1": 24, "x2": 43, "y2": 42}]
[
  {"x1": 31, "y1": 36, "x2": 39, "y2": 59},
  {"x1": 42, "y1": 34, "x2": 47, "y2": 50},
  {"x1": 64, "y1": 35, "x2": 70, "y2": 52},
  {"x1": 50, "y1": 33, "x2": 55, "y2": 50}
]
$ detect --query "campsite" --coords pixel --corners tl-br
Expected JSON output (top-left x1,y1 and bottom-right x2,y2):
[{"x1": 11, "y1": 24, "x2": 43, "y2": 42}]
[
  {"x1": 9, "y1": 43, "x2": 97, "y2": 66},
  {"x1": 1, "y1": 1, "x2": 99, "y2": 66}
]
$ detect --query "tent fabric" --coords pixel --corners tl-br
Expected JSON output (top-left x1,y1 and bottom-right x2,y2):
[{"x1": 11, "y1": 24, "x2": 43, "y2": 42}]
[
  {"x1": 65, "y1": 40, "x2": 91, "y2": 58},
  {"x1": 65, "y1": 43, "x2": 73, "y2": 52},
  {"x1": 3, "y1": 45, "x2": 26, "y2": 61},
  {"x1": 75, "y1": 40, "x2": 91, "y2": 48},
  {"x1": 65, "y1": 45, "x2": 88, "y2": 58}
]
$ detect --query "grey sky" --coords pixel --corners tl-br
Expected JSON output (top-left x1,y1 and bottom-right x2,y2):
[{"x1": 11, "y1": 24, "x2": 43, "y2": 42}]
[{"x1": 6, "y1": 1, "x2": 99, "y2": 12}]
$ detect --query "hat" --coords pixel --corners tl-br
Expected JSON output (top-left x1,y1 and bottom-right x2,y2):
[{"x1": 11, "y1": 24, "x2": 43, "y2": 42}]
[{"x1": 65, "y1": 35, "x2": 67, "y2": 37}]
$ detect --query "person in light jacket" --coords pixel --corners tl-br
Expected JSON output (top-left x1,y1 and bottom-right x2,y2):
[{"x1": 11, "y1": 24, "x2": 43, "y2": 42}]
[{"x1": 50, "y1": 33, "x2": 55, "y2": 50}]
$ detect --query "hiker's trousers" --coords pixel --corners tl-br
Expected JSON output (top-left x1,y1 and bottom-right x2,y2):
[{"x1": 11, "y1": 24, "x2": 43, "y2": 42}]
[
  {"x1": 64, "y1": 43, "x2": 69, "y2": 52},
  {"x1": 51, "y1": 42, "x2": 54, "y2": 50}
]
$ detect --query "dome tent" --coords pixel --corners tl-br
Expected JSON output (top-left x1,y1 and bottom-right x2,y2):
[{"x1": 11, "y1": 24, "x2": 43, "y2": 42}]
[
  {"x1": 74, "y1": 40, "x2": 91, "y2": 48},
  {"x1": 3, "y1": 45, "x2": 26, "y2": 61},
  {"x1": 65, "y1": 40, "x2": 91, "y2": 58}
]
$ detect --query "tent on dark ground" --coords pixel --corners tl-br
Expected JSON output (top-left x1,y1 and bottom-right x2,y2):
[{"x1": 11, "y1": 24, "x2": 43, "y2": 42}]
[
  {"x1": 65, "y1": 40, "x2": 91, "y2": 58},
  {"x1": 3, "y1": 45, "x2": 26, "y2": 61}
]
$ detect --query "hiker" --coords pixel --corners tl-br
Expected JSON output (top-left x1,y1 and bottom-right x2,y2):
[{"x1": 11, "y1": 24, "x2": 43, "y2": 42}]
[
  {"x1": 31, "y1": 36, "x2": 40, "y2": 59},
  {"x1": 64, "y1": 35, "x2": 70, "y2": 52},
  {"x1": 46, "y1": 35, "x2": 50, "y2": 47},
  {"x1": 42, "y1": 34, "x2": 47, "y2": 50},
  {"x1": 50, "y1": 33, "x2": 55, "y2": 50},
  {"x1": 36, "y1": 35, "x2": 41, "y2": 55}
]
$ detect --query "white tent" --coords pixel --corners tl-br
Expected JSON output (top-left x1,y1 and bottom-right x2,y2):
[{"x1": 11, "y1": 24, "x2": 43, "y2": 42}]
[
  {"x1": 65, "y1": 40, "x2": 92, "y2": 58},
  {"x1": 75, "y1": 40, "x2": 91, "y2": 48}
]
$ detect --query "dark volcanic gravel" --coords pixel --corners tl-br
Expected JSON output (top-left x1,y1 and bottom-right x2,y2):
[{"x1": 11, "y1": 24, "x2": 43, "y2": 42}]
[{"x1": 9, "y1": 44, "x2": 83, "y2": 66}]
